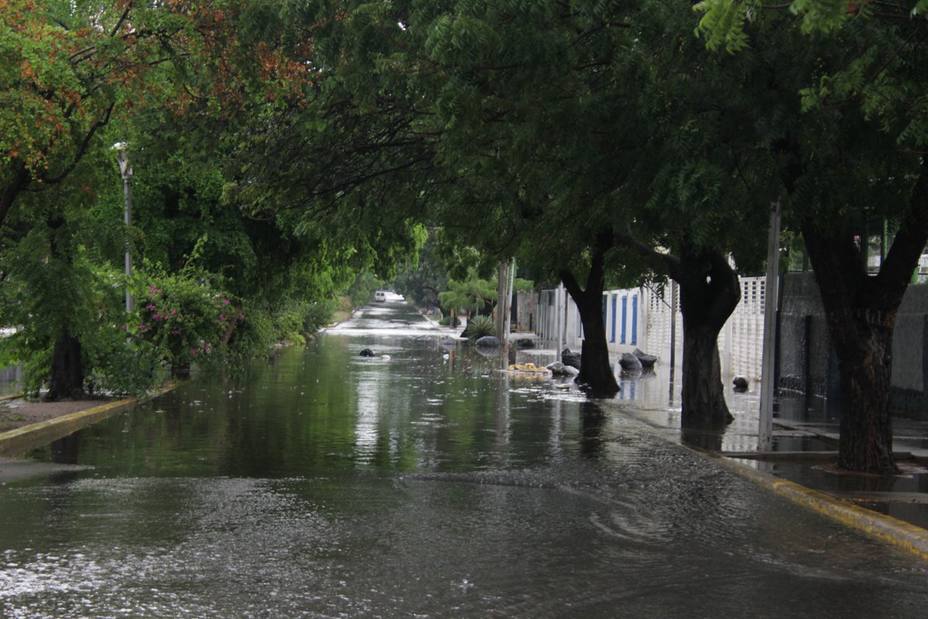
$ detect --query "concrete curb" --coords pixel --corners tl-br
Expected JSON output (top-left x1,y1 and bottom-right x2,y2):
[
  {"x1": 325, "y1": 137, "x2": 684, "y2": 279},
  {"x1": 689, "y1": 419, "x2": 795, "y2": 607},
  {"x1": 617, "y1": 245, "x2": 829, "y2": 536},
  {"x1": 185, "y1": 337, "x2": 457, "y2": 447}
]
[
  {"x1": 606, "y1": 401, "x2": 928, "y2": 561},
  {"x1": 0, "y1": 382, "x2": 178, "y2": 457},
  {"x1": 705, "y1": 450, "x2": 928, "y2": 562}
]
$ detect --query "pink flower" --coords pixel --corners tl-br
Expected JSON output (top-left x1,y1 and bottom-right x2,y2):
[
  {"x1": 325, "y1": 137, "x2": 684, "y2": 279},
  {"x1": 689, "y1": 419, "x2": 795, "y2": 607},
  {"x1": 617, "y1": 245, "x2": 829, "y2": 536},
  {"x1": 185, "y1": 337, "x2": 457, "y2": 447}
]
[{"x1": 222, "y1": 298, "x2": 230, "y2": 306}]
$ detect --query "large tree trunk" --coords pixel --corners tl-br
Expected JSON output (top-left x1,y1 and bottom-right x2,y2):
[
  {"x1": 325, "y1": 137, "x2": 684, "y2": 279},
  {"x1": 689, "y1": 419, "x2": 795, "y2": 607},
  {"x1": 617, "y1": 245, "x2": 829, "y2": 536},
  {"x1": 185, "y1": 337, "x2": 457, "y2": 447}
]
[
  {"x1": 833, "y1": 314, "x2": 895, "y2": 472},
  {"x1": 47, "y1": 331, "x2": 84, "y2": 401},
  {"x1": 680, "y1": 320, "x2": 729, "y2": 425},
  {"x1": 799, "y1": 162, "x2": 928, "y2": 473},
  {"x1": 576, "y1": 290, "x2": 617, "y2": 395},
  {"x1": 805, "y1": 233, "x2": 900, "y2": 473},
  {"x1": 676, "y1": 248, "x2": 741, "y2": 427},
  {"x1": 560, "y1": 233, "x2": 620, "y2": 398},
  {"x1": 44, "y1": 215, "x2": 85, "y2": 401}
]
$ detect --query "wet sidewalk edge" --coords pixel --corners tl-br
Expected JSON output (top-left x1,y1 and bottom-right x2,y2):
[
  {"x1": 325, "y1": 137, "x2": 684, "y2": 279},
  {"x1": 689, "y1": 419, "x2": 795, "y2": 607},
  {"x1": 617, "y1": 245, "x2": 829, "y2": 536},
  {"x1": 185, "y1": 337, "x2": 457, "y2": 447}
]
[
  {"x1": 0, "y1": 382, "x2": 179, "y2": 458},
  {"x1": 597, "y1": 400, "x2": 928, "y2": 561},
  {"x1": 704, "y1": 449, "x2": 928, "y2": 561}
]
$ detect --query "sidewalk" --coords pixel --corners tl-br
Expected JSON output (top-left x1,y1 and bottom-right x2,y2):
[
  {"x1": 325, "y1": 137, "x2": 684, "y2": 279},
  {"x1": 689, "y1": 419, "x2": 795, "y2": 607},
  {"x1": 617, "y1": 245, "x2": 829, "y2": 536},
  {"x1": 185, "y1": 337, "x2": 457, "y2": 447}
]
[
  {"x1": 0, "y1": 395, "x2": 110, "y2": 433},
  {"x1": 0, "y1": 383, "x2": 177, "y2": 459},
  {"x1": 605, "y1": 389, "x2": 928, "y2": 538}
]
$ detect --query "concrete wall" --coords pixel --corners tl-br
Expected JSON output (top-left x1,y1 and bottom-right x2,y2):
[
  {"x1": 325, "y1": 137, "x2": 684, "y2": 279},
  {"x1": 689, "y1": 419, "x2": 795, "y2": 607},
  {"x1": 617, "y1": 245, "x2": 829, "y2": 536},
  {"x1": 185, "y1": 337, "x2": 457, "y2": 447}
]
[
  {"x1": 514, "y1": 292, "x2": 539, "y2": 332},
  {"x1": 777, "y1": 272, "x2": 928, "y2": 419}
]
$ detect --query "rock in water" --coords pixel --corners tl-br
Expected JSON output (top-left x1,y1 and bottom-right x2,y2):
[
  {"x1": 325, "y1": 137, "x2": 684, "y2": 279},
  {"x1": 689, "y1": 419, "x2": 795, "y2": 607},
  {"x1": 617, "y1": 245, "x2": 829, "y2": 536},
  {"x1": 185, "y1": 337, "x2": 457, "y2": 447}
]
[
  {"x1": 561, "y1": 348, "x2": 582, "y2": 370},
  {"x1": 633, "y1": 348, "x2": 658, "y2": 370},
  {"x1": 732, "y1": 376, "x2": 749, "y2": 392},
  {"x1": 359, "y1": 348, "x2": 375, "y2": 357},
  {"x1": 440, "y1": 337, "x2": 458, "y2": 350},
  {"x1": 475, "y1": 336, "x2": 500, "y2": 347},
  {"x1": 547, "y1": 361, "x2": 580, "y2": 378},
  {"x1": 619, "y1": 352, "x2": 642, "y2": 373}
]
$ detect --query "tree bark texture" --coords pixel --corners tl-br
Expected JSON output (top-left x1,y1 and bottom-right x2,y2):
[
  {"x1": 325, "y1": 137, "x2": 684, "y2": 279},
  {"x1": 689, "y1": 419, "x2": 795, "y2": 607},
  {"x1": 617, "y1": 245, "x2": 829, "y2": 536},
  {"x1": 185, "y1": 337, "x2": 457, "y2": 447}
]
[
  {"x1": 0, "y1": 162, "x2": 30, "y2": 228},
  {"x1": 560, "y1": 234, "x2": 620, "y2": 398},
  {"x1": 44, "y1": 215, "x2": 85, "y2": 401},
  {"x1": 47, "y1": 332, "x2": 84, "y2": 401},
  {"x1": 803, "y1": 228, "x2": 900, "y2": 473},
  {"x1": 835, "y1": 319, "x2": 895, "y2": 472},
  {"x1": 676, "y1": 248, "x2": 740, "y2": 427},
  {"x1": 613, "y1": 231, "x2": 740, "y2": 428},
  {"x1": 799, "y1": 162, "x2": 928, "y2": 473}
]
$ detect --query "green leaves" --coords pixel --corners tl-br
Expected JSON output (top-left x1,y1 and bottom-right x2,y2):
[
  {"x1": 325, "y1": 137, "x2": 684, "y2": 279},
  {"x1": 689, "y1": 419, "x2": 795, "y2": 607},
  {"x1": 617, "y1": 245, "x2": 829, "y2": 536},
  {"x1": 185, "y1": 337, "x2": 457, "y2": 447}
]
[
  {"x1": 438, "y1": 269, "x2": 497, "y2": 314},
  {"x1": 693, "y1": 0, "x2": 754, "y2": 53}
]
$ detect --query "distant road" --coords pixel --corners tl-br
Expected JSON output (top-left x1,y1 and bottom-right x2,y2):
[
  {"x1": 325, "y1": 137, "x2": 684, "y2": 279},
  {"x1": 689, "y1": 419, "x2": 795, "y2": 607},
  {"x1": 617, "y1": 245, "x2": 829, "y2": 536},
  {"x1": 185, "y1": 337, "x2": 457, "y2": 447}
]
[{"x1": 326, "y1": 301, "x2": 451, "y2": 337}]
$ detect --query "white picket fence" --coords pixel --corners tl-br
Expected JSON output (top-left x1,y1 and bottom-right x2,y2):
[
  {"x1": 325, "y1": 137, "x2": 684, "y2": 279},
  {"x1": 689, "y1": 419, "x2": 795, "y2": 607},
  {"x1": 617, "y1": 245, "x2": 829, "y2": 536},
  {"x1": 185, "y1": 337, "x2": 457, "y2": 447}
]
[{"x1": 531, "y1": 276, "x2": 766, "y2": 381}]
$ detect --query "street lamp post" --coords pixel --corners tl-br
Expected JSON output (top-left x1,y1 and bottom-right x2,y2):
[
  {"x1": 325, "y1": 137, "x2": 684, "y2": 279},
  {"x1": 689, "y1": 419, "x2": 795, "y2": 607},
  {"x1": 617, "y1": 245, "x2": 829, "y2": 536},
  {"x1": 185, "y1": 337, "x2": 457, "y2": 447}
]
[
  {"x1": 758, "y1": 199, "x2": 782, "y2": 452},
  {"x1": 112, "y1": 142, "x2": 133, "y2": 313}
]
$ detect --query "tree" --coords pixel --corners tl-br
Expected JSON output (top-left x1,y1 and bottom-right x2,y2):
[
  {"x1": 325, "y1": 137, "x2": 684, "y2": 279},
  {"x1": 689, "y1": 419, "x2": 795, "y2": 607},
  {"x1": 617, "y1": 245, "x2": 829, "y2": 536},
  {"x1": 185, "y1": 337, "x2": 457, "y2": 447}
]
[
  {"x1": 438, "y1": 269, "x2": 497, "y2": 319},
  {"x1": 0, "y1": 0, "x2": 332, "y2": 399},
  {"x1": 392, "y1": 233, "x2": 450, "y2": 308},
  {"x1": 695, "y1": 0, "x2": 928, "y2": 471},
  {"x1": 0, "y1": 0, "x2": 209, "y2": 226},
  {"x1": 231, "y1": 0, "x2": 772, "y2": 411},
  {"x1": 390, "y1": 0, "x2": 768, "y2": 409}
]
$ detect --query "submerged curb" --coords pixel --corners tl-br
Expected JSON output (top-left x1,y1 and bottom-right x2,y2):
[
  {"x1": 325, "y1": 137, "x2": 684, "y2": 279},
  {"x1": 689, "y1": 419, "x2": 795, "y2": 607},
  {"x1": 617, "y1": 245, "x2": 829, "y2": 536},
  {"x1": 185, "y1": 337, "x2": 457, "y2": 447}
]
[
  {"x1": 0, "y1": 383, "x2": 178, "y2": 457},
  {"x1": 706, "y1": 450, "x2": 928, "y2": 562}
]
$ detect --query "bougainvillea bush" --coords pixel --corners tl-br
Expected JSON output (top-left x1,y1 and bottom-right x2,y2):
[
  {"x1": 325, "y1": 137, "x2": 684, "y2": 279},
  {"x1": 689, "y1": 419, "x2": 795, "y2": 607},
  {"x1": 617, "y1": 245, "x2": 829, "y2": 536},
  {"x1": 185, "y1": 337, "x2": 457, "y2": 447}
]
[{"x1": 135, "y1": 269, "x2": 243, "y2": 377}]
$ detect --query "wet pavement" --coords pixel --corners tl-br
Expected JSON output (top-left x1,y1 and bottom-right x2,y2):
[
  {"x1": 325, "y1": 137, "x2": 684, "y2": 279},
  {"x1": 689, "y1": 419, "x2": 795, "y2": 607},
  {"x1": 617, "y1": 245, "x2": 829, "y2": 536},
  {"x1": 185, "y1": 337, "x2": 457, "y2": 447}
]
[
  {"x1": 607, "y1": 380, "x2": 928, "y2": 530},
  {"x1": 1, "y1": 302, "x2": 927, "y2": 617}
]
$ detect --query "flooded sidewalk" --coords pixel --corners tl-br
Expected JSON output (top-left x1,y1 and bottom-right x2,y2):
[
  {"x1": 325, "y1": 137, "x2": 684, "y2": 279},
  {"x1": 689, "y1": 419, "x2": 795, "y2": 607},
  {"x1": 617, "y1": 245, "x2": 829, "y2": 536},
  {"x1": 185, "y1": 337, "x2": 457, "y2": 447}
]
[
  {"x1": 0, "y1": 303, "x2": 926, "y2": 617},
  {"x1": 604, "y1": 373, "x2": 928, "y2": 532}
]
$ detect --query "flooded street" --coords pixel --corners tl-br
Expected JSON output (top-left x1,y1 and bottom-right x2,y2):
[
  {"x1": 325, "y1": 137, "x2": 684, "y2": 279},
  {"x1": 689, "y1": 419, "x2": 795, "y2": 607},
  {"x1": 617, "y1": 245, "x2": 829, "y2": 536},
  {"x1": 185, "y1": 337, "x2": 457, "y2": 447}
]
[{"x1": 1, "y1": 303, "x2": 927, "y2": 617}]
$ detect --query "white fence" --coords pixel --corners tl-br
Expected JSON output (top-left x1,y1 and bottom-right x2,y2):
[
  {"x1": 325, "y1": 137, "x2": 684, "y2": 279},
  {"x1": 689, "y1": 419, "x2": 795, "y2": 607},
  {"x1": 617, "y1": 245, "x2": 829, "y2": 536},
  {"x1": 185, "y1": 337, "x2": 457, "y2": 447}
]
[{"x1": 531, "y1": 276, "x2": 766, "y2": 381}]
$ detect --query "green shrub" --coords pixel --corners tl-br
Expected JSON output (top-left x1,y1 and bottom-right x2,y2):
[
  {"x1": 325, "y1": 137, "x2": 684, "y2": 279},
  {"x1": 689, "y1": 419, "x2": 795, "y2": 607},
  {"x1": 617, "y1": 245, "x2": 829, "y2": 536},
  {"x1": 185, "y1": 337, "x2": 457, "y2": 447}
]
[
  {"x1": 462, "y1": 315, "x2": 495, "y2": 340},
  {"x1": 84, "y1": 329, "x2": 163, "y2": 396},
  {"x1": 134, "y1": 269, "x2": 241, "y2": 376}
]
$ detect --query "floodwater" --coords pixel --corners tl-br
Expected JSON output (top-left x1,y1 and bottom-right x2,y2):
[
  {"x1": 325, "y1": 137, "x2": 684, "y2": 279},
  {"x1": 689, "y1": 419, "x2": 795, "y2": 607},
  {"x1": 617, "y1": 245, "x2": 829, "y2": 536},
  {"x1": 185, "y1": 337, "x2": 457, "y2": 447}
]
[{"x1": 1, "y1": 304, "x2": 927, "y2": 617}]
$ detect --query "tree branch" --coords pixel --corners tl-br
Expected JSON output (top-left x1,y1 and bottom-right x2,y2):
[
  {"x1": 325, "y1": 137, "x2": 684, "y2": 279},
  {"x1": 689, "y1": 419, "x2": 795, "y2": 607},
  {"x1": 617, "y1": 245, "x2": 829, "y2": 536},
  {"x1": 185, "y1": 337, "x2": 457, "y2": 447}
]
[
  {"x1": 110, "y1": 4, "x2": 133, "y2": 38},
  {"x1": 877, "y1": 159, "x2": 928, "y2": 307},
  {"x1": 0, "y1": 161, "x2": 31, "y2": 228},
  {"x1": 559, "y1": 267, "x2": 583, "y2": 305},
  {"x1": 41, "y1": 102, "x2": 116, "y2": 185},
  {"x1": 613, "y1": 227, "x2": 682, "y2": 280}
]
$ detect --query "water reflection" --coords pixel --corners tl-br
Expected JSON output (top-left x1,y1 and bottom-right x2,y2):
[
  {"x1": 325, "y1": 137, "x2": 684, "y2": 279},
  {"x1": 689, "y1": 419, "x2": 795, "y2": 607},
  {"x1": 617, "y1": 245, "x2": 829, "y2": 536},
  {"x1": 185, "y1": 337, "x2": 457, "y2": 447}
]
[
  {"x1": 1, "y1": 308, "x2": 927, "y2": 616},
  {"x1": 579, "y1": 402, "x2": 606, "y2": 458},
  {"x1": 354, "y1": 370, "x2": 382, "y2": 459},
  {"x1": 680, "y1": 423, "x2": 725, "y2": 452},
  {"x1": 49, "y1": 434, "x2": 80, "y2": 465}
]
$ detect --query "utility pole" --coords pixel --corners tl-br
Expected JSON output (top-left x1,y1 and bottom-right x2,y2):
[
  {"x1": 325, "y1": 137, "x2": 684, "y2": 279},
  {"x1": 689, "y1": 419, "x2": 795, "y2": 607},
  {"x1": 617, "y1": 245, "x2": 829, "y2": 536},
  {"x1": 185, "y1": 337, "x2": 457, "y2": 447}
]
[
  {"x1": 496, "y1": 260, "x2": 511, "y2": 346},
  {"x1": 668, "y1": 280, "x2": 677, "y2": 405},
  {"x1": 759, "y1": 200, "x2": 782, "y2": 451},
  {"x1": 556, "y1": 283, "x2": 565, "y2": 358},
  {"x1": 505, "y1": 258, "x2": 515, "y2": 342},
  {"x1": 113, "y1": 142, "x2": 134, "y2": 313}
]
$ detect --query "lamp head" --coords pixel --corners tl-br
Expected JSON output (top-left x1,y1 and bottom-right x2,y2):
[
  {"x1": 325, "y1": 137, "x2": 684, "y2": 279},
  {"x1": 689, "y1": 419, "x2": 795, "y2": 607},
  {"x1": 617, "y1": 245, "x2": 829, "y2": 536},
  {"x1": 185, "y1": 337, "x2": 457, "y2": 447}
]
[{"x1": 111, "y1": 142, "x2": 132, "y2": 179}]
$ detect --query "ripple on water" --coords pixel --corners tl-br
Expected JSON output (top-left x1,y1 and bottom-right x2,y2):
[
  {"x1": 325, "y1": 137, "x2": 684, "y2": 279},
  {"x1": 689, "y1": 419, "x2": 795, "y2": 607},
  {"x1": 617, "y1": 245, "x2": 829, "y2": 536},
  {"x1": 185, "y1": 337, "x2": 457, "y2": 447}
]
[
  {"x1": 0, "y1": 478, "x2": 345, "y2": 618},
  {"x1": 2, "y1": 329, "x2": 928, "y2": 617}
]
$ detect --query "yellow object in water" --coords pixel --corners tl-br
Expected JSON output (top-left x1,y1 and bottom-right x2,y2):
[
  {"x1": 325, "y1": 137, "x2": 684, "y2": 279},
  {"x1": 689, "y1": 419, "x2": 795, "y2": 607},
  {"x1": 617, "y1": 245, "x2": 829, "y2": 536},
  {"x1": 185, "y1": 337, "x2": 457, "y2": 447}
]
[{"x1": 507, "y1": 363, "x2": 548, "y2": 374}]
